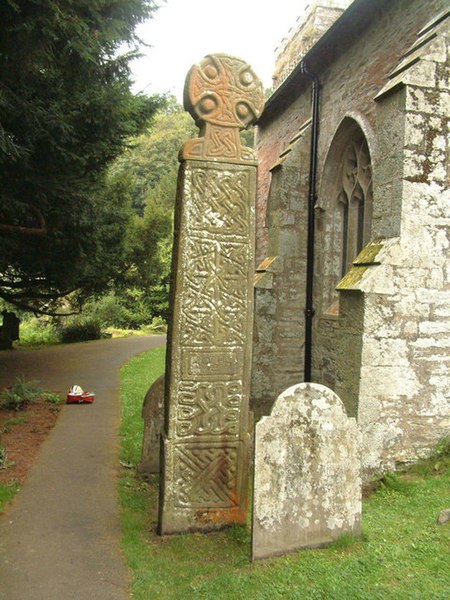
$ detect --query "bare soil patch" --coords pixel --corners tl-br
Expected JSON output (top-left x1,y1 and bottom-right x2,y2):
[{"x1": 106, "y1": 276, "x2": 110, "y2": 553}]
[{"x1": 0, "y1": 400, "x2": 61, "y2": 485}]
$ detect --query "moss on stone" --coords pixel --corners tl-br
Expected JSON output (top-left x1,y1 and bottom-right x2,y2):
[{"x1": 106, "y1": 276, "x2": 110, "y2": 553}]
[
  {"x1": 336, "y1": 266, "x2": 369, "y2": 290},
  {"x1": 353, "y1": 239, "x2": 385, "y2": 265},
  {"x1": 256, "y1": 256, "x2": 279, "y2": 272},
  {"x1": 336, "y1": 240, "x2": 385, "y2": 290}
]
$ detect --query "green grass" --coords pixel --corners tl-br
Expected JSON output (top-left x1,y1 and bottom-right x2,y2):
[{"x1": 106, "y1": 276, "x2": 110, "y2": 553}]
[
  {"x1": 0, "y1": 481, "x2": 20, "y2": 513},
  {"x1": 119, "y1": 349, "x2": 450, "y2": 600},
  {"x1": 119, "y1": 345, "x2": 166, "y2": 467}
]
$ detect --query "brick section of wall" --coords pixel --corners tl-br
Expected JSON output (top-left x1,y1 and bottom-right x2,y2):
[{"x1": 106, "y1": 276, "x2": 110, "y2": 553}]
[{"x1": 251, "y1": 129, "x2": 311, "y2": 416}]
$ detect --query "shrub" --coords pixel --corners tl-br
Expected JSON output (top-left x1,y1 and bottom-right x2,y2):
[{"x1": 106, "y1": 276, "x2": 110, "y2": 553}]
[
  {"x1": 82, "y1": 290, "x2": 168, "y2": 331},
  {"x1": 0, "y1": 376, "x2": 44, "y2": 411},
  {"x1": 19, "y1": 317, "x2": 59, "y2": 346},
  {"x1": 58, "y1": 316, "x2": 102, "y2": 343},
  {"x1": 143, "y1": 316, "x2": 167, "y2": 333},
  {"x1": 41, "y1": 392, "x2": 62, "y2": 405},
  {"x1": 82, "y1": 293, "x2": 134, "y2": 329}
]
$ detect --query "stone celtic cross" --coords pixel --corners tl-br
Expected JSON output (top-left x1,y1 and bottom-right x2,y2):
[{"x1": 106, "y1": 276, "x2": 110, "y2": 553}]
[{"x1": 158, "y1": 54, "x2": 264, "y2": 534}]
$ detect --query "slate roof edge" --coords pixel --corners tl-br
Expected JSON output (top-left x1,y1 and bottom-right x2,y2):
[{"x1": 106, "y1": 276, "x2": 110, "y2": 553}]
[{"x1": 257, "y1": 0, "x2": 393, "y2": 127}]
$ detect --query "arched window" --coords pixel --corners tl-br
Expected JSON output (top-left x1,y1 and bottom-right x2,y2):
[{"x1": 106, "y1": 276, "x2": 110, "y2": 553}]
[
  {"x1": 338, "y1": 137, "x2": 372, "y2": 276},
  {"x1": 316, "y1": 118, "x2": 373, "y2": 313}
]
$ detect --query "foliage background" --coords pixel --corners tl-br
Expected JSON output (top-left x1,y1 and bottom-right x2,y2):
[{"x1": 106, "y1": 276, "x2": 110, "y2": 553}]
[{"x1": 0, "y1": 0, "x2": 161, "y2": 313}]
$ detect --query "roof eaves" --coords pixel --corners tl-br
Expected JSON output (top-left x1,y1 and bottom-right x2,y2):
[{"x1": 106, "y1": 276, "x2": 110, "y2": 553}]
[{"x1": 257, "y1": 0, "x2": 391, "y2": 126}]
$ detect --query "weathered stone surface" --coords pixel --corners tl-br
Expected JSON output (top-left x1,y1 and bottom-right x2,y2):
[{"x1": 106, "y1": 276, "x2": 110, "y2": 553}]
[
  {"x1": 252, "y1": 383, "x2": 361, "y2": 561},
  {"x1": 336, "y1": 21, "x2": 450, "y2": 476},
  {"x1": 158, "y1": 55, "x2": 264, "y2": 534},
  {"x1": 273, "y1": 1, "x2": 351, "y2": 89},
  {"x1": 138, "y1": 374, "x2": 165, "y2": 475},
  {"x1": 251, "y1": 125, "x2": 311, "y2": 417},
  {"x1": 182, "y1": 54, "x2": 264, "y2": 165},
  {"x1": 437, "y1": 508, "x2": 450, "y2": 525},
  {"x1": 254, "y1": 0, "x2": 450, "y2": 479}
]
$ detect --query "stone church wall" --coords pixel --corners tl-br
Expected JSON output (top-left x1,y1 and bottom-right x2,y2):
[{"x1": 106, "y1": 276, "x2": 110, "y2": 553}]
[
  {"x1": 272, "y1": 0, "x2": 351, "y2": 89},
  {"x1": 252, "y1": 123, "x2": 311, "y2": 416},
  {"x1": 336, "y1": 27, "x2": 450, "y2": 473},
  {"x1": 256, "y1": 0, "x2": 447, "y2": 262},
  {"x1": 252, "y1": 0, "x2": 450, "y2": 474}
]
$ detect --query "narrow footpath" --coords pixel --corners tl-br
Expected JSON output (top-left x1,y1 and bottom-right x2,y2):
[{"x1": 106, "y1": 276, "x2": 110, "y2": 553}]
[{"x1": 0, "y1": 335, "x2": 165, "y2": 600}]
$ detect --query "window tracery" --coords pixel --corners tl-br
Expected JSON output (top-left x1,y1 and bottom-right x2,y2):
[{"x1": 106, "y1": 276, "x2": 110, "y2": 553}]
[
  {"x1": 338, "y1": 138, "x2": 372, "y2": 276},
  {"x1": 315, "y1": 118, "x2": 373, "y2": 316}
]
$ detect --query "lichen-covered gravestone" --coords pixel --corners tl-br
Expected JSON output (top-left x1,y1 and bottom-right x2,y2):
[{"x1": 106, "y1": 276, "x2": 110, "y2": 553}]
[
  {"x1": 252, "y1": 383, "x2": 361, "y2": 560},
  {"x1": 138, "y1": 374, "x2": 165, "y2": 475},
  {"x1": 158, "y1": 54, "x2": 264, "y2": 534}
]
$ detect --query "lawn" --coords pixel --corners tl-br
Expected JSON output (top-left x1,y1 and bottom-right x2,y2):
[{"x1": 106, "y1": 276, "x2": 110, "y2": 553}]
[
  {"x1": 119, "y1": 347, "x2": 450, "y2": 600},
  {"x1": 0, "y1": 480, "x2": 20, "y2": 513}
]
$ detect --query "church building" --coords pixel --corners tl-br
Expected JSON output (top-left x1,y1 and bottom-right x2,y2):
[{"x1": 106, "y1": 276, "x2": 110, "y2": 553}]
[{"x1": 252, "y1": 0, "x2": 450, "y2": 476}]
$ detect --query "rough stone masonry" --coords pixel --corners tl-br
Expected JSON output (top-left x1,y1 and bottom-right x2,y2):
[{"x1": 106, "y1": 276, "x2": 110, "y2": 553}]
[
  {"x1": 158, "y1": 54, "x2": 264, "y2": 534},
  {"x1": 251, "y1": 0, "x2": 450, "y2": 476}
]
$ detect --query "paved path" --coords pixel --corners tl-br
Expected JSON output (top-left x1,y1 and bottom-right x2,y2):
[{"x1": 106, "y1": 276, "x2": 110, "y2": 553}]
[{"x1": 0, "y1": 335, "x2": 165, "y2": 600}]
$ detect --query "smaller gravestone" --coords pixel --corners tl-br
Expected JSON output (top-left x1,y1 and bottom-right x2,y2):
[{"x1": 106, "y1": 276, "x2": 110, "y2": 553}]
[
  {"x1": 138, "y1": 374, "x2": 165, "y2": 475},
  {"x1": 252, "y1": 382, "x2": 361, "y2": 561}
]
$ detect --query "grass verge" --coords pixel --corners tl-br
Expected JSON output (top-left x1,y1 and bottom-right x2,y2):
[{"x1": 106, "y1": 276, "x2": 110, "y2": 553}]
[
  {"x1": 119, "y1": 349, "x2": 450, "y2": 599},
  {"x1": 0, "y1": 480, "x2": 20, "y2": 513}
]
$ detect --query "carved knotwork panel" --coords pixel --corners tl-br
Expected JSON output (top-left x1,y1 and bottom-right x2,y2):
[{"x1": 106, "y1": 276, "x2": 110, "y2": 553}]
[
  {"x1": 189, "y1": 168, "x2": 251, "y2": 236},
  {"x1": 180, "y1": 238, "x2": 248, "y2": 347},
  {"x1": 161, "y1": 163, "x2": 254, "y2": 519},
  {"x1": 176, "y1": 381, "x2": 241, "y2": 438},
  {"x1": 174, "y1": 443, "x2": 241, "y2": 508}
]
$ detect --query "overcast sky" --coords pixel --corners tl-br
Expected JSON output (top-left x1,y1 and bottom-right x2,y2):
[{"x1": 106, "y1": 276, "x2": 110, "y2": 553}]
[{"x1": 130, "y1": 0, "x2": 310, "y2": 101}]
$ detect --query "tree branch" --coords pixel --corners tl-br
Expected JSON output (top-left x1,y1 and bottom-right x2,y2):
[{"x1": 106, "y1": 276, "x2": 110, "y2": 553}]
[
  {"x1": 0, "y1": 294, "x2": 79, "y2": 317},
  {"x1": 0, "y1": 206, "x2": 47, "y2": 236}
]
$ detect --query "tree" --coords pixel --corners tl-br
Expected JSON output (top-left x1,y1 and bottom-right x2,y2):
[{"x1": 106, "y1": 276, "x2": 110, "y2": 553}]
[
  {"x1": 0, "y1": 0, "x2": 162, "y2": 313},
  {"x1": 124, "y1": 169, "x2": 177, "y2": 320},
  {"x1": 110, "y1": 99, "x2": 196, "y2": 214},
  {"x1": 99, "y1": 102, "x2": 196, "y2": 322}
]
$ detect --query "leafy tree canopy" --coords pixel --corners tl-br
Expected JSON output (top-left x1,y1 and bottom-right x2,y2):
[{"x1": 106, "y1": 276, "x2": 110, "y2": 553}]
[
  {"x1": 102, "y1": 100, "x2": 196, "y2": 322},
  {"x1": 0, "y1": 0, "x2": 163, "y2": 313},
  {"x1": 110, "y1": 97, "x2": 196, "y2": 214}
]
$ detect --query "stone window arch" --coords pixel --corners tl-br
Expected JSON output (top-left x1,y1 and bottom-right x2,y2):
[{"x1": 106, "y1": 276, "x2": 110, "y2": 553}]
[
  {"x1": 316, "y1": 118, "x2": 373, "y2": 312},
  {"x1": 337, "y1": 135, "x2": 373, "y2": 276}
]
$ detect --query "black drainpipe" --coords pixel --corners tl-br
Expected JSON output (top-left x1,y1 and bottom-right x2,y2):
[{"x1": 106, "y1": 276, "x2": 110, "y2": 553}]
[{"x1": 300, "y1": 60, "x2": 320, "y2": 383}]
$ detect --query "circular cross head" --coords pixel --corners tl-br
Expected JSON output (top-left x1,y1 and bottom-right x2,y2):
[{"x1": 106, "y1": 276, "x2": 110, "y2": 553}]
[{"x1": 184, "y1": 54, "x2": 264, "y2": 130}]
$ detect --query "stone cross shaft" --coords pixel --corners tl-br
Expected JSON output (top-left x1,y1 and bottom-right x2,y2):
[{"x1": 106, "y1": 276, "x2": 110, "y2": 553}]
[{"x1": 158, "y1": 54, "x2": 264, "y2": 534}]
